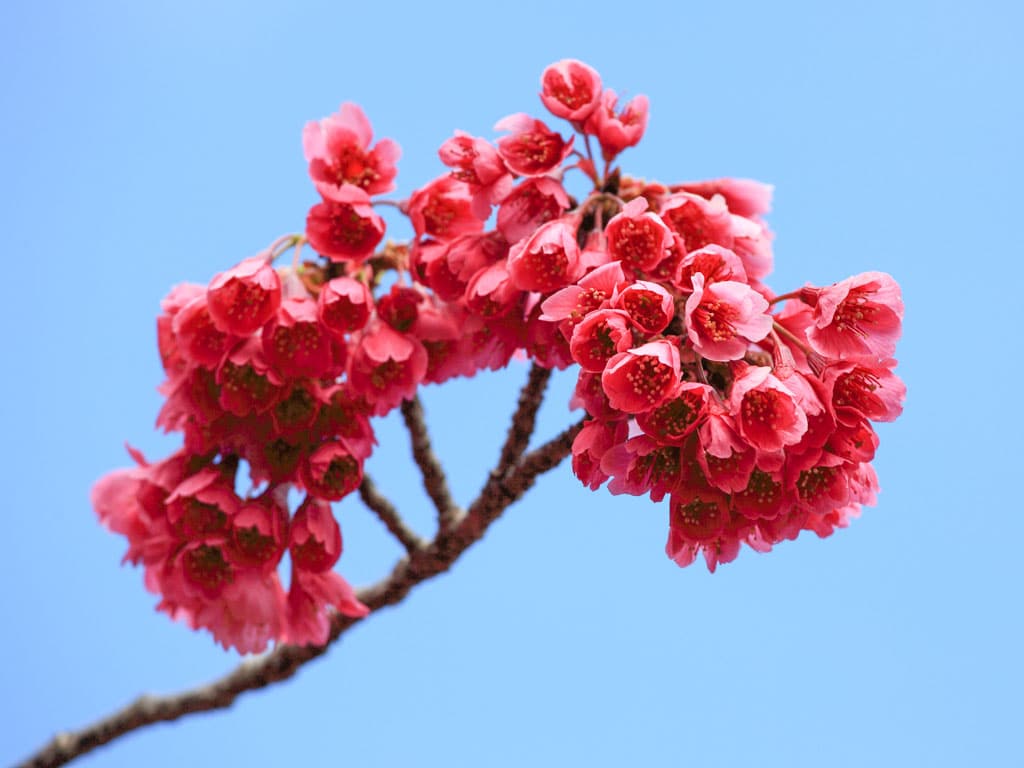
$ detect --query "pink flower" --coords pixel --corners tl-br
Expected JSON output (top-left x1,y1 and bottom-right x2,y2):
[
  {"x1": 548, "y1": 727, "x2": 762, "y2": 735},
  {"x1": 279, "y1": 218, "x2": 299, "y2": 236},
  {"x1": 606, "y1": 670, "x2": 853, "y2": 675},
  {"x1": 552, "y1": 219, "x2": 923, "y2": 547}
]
[
  {"x1": 300, "y1": 440, "x2": 363, "y2": 502},
  {"x1": 672, "y1": 178, "x2": 774, "y2": 219},
  {"x1": 216, "y1": 337, "x2": 283, "y2": 416},
  {"x1": 285, "y1": 567, "x2": 368, "y2": 647},
  {"x1": 635, "y1": 382, "x2": 714, "y2": 445},
  {"x1": 262, "y1": 297, "x2": 339, "y2": 380},
  {"x1": 497, "y1": 176, "x2": 570, "y2": 244},
  {"x1": 805, "y1": 272, "x2": 904, "y2": 360},
  {"x1": 207, "y1": 255, "x2": 282, "y2": 336},
  {"x1": 601, "y1": 339, "x2": 682, "y2": 414},
  {"x1": 684, "y1": 273, "x2": 772, "y2": 361},
  {"x1": 728, "y1": 365, "x2": 808, "y2": 455},
  {"x1": 172, "y1": 295, "x2": 234, "y2": 369},
  {"x1": 348, "y1": 323, "x2": 428, "y2": 416},
  {"x1": 406, "y1": 175, "x2": 485, "y2": 241},
  {"x1": 438, "y1": 131, "x2": 512, "y2": 218},
  {"x1": 571, "y1": 419, "x2": 626, "y2": 491},
  {"x1": 675, "y1": 244, "x2": 748, "y2": 290},
  {"x1": 465, "y1": 261, "x2": 521, "y2": 318},
  {"x1": 289, "y1": 496, "x2": 343, "y2": 572},
  {"x1": 506, "y1": 217, "x2": 582, "y2": 293},
  {"x1": 659, "y1": 192, "x2": 733, "y2": 255},
  {"x1": 822, "y1": 358, "x2": 905, "y2": 424},
  {"x1": 303, "y1": 102, "x2": 400, "y2": 195},
  {"x1": 569, "y1": 308, "x2": 634, "y2": 372},
  {"x1": 229, "y1": 493, "x2": 289, "y2": 571},
  {"x1": 305, "y1": 183, "x2": 386, "y2": 263},
  {"x1": 539, "y1": 59, "x2": 603, "y2": 122},
  {"x1": 318, "y1": 276, "x2": 374, "y2": 336},
  {"x1": 733, "y1": 468, "x2": 790, "y2": 521},
  {"x1": 615, "y1": 280, "x2": 674, "y2": 335},
  {"x1": 584, "y1": 89, "x2": 649, "y2": 161},
  {"x1": 165, "y1": 467, "x2": 239, "y2": 539},
  {"x1": 605, "y1": 198, "x2": 673, "y2": 272},
  {"x1": 494, "y1": 113, "x2": 572, "y2": 177}
]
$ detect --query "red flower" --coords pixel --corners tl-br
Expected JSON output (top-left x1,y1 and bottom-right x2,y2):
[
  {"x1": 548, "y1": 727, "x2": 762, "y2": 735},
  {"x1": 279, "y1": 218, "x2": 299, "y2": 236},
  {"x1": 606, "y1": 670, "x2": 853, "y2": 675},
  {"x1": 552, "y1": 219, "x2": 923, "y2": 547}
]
[
  {"x1": 805, "y1": 271, "x2": 904, "y2": 360},
  {"x1": 406, "y1": 176, "x2": 484, "y2": 241},
  {"x1": 584, "y1": 89, "x2": 649, "y2": 161},
  {"x1": 262, "y1": 297, "x2": 339, "y2": 380},
  {"x1": 303, "y1": 102, "x2": 400, "y2": 195},
  {"x1": 318, "y1": 276, "x2": 373, "y2": 336},
  {"x1": 494, "y1": 113, "x2": 572, "y2": 177},
  {"x1": 207, "y1": 255, "x2": 281, "y2": 336},
  {"x1": 305, "y1": 183, "x2": 386, "y2": 263},
  {"x1": 539, "y1": 59, "x2": 603, "y2": 122},
  {"x1": 507, "y1": 218, "x2": 582, "y2": 293},
  {"x1": 348, "y1": 323, "x2": 428, "y2": 416},
  {"x1": 601, "y1": 340, "x2": 682, "y2": 414},
  {"x1": 684, "y1": 273, "x2": 772, "y2": 361},
  {"x1": 605, "y1": 198, "x2": 673, "y2": 273},
  {"x1": 497, "y1": 176, "x2": 570, "y2": 244}
]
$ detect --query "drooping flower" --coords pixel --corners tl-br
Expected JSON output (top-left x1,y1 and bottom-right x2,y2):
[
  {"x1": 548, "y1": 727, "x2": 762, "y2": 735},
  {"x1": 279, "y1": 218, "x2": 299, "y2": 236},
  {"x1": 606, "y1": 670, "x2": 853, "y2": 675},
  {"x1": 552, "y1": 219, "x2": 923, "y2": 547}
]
[
  {"x1": 684, "y1": 273, "x2": 772, "y2": 361},
  {"x1": 303, "y1": 102, "x2": 400, "y2": 195},
  {"x1": 539, "y1": 59, "x2": 603, "y2": 122},
  {"x1": 305, "y1": 183, "x2": 386, "y2": 263},
  {"x1": 584, "y1": 89, "x2": 649, "y2": 160},
  {"x1": 207, "y1": 255, "x2": 282, "y2": 336},
  {"x1": 804, "y1": 271, "x2": 904, "y2": 360},
  {"x1": 601, "y1": 339, "x2": 682, "y2": 414}
]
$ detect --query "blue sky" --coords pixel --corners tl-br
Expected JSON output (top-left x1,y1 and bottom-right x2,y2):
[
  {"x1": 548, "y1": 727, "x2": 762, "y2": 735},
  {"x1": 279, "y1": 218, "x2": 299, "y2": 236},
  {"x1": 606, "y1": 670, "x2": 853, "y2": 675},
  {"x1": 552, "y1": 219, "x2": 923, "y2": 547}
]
[{"x1": 2, "y1": 1, "x2": 1021, "y2": 766}]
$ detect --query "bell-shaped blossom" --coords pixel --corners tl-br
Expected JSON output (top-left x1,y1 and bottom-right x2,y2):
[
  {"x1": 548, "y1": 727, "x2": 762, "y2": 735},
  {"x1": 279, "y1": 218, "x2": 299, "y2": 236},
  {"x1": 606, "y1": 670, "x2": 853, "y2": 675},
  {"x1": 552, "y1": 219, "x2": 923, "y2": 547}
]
[
  {"x1": 406, "y1": 175, "x2": 484, "y2": 241},
  {"x1": 289, "y1": 497, "x2": 343, "y2": 572},
  {"x1": 733, "y1": 468, "x2": 790, "y2": 521},
  {"x1": 615, "y1": 280, "x2": 674, "y2": 335},
  {"x1": 673, "y1": 178, "x2": 774, "y2": 219},
  {"x1": 601, "y1": 339, "x2": 682, "y2": 414},
  {"x1": 303, "y1": 102, "x2": 400, "y2": 195},
  {"x1": 207, "y1": 255, "x2": 282, "y2": 336},
  {"x1": 438, "y1": 131, "x2": 512, "y2": 218},
  {"x1": 684, "y1": 273, "x2": 772, "y2": 361},
  {"x1": 348, "y1": 323, "x2": 428, "y2": 416},
  {"x1": 728, "y1": 365, "x2": 808, "y2": 455},
  {"x1": 805, "y1": 271, "x2": 904, "y2": 360},
  {"x1": 300, "y1": 439, "x2": 364, "y2": 502},
  {"x1": 605, "y1": 198, "x2": 673, "y2": 273},
  {"x1": 659, "y1": 192, "x2": 734, "y2": 255},
  {"x1": 636, "y1": 382, "x2": 714, "y2": 446},
  {"x1": 229, "y1": 493, "x2": 288, "y2": 571},
  {"x1": 569, "y1": 308, "x2": 634, "y2": 372},
  {"x1": 318, "y1": 276, "x2": 373, "y2": 336},
  {"x1": 539, "y1": 59, "x2": 603, "y2": 122},
  {"x1": 497, "y1": 176, "x2": 570, "y2": 244},
  {"x1": 165, "y1": 467, "x2": 240, "y2": 540},
  {"x1": 495, "y1": 113, "x2": 572, "y2": 177},
  {"x1": 285, "y1": 567, "x2": 368, "y2": 647},
  {"x1": 173, "y1": 295, "x2": 235, "y2": 369},
  {"x1": 506, "y1": 218, "x2": 582, "y2": 293},
  {"x1": 305, "y1": 183, "x2": 386, "y2": 263},
  {"x1": 822, "y1": 358, "x2": 906, "y2": 424},
  {"x1": 216, "y1": 337, "x2": 283, "y2": 417},
  {"x1": 584, "y1": 89, "x2": 649, "y2": 161},
  {"x1": 262, "y1": 297, "x2": 338, "y2": 380},
  {"x1": 675, "y1": 244, "x2": 748, "y2": 291},
  {"x1": 571, "y1": 419, "x2": 625, "y2": 491}
]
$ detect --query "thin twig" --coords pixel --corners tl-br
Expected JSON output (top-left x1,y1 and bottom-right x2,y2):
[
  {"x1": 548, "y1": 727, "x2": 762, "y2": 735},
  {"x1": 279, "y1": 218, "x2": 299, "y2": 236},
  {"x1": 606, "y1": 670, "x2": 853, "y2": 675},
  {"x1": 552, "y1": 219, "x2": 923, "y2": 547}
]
[
  {"x1": 493, "y1": 364, "x2": 552, "y2": 480},
  {"x1": 358, "y1": 473, "x2": 426, "y2": 553},
  {"x1": 400, "y1": 395, "x2": 461, "y2": 531},
  {"x1": 18, "y1": 420, "x2": 583, "y2": 768}
]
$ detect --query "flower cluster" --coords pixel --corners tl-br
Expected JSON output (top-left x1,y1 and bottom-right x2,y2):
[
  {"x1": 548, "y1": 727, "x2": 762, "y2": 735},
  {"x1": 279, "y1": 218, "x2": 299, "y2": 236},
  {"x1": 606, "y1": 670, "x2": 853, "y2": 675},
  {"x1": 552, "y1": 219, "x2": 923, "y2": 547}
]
[{"x1": 94, "y1": 58, "x2": 905, "y2": 651}]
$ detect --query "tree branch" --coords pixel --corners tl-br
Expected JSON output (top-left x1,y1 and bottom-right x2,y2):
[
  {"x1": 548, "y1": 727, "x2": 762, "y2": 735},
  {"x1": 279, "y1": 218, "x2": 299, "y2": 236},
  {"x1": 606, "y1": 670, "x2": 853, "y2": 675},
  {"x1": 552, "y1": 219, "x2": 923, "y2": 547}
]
[
  {"x1": 492, "y1": 363, "x2": 552, "y2": 480},
  {"x1": 400, "y1": 395, "x2": 461, "y2": 531},
  {"x1": 358, "y1": 473, "x2": 425, "y2": 554},
  {"x1": 18, "y1": 404, "x2": 583, "y2": 768}
]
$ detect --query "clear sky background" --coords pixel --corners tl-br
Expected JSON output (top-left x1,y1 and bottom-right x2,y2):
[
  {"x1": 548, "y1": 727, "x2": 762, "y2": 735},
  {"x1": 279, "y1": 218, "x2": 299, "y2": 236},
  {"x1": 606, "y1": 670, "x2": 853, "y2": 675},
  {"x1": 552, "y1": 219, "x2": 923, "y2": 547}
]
[{"x1": 2, "y1": 2, "x2": 1021, "y2": 766}]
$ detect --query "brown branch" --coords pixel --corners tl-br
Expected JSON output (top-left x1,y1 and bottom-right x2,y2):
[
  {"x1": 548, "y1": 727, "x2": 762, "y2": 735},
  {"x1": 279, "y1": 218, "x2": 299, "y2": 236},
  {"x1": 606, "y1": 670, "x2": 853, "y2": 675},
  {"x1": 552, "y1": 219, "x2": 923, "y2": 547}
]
[
  {"x1": 18, "y1": 418, "x2": 584, "y2": 768},
  {"x1": 400, "y1": 395, "x2": 461, "y2": 531},
  {"x1": 492, "y1": 363, "x2": 552, "y2": 480},
  {"x1": 358, "y1": 473, "x2": 426, "y2": 554}
]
